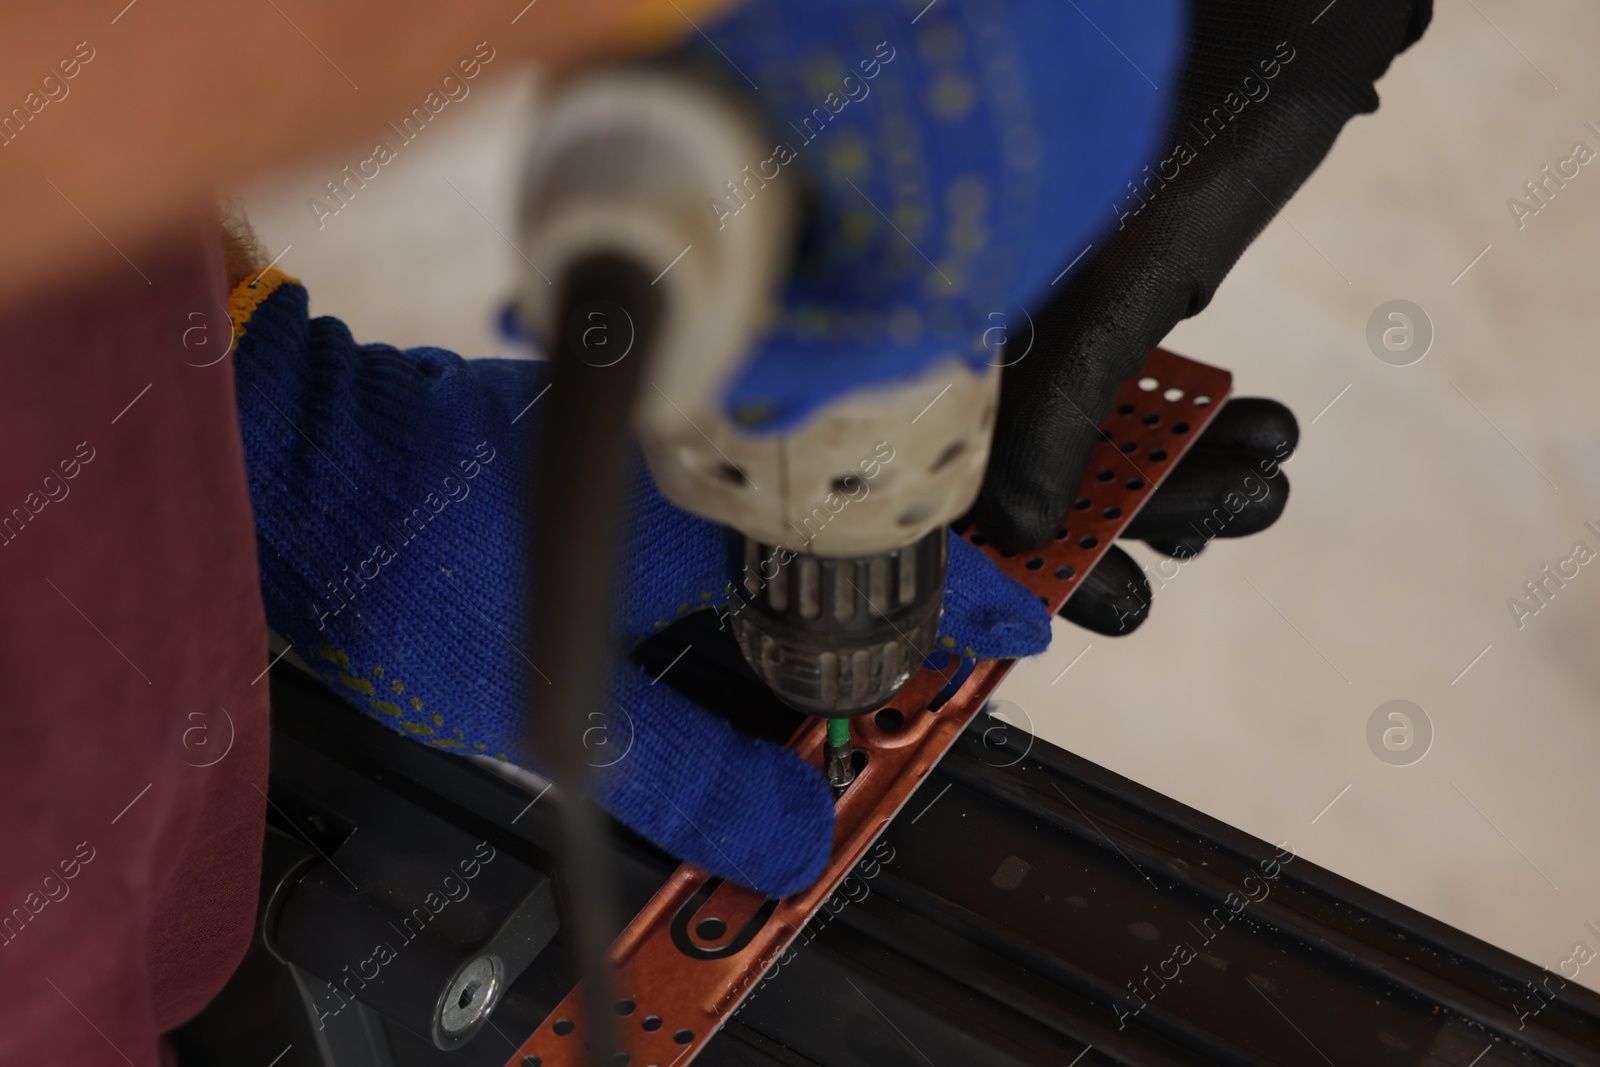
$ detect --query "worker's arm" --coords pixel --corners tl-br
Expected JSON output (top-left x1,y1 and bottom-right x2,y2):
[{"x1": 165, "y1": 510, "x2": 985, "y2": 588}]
[{"x1": 0, "y1": 0, "x2": 732, "y2": 307}]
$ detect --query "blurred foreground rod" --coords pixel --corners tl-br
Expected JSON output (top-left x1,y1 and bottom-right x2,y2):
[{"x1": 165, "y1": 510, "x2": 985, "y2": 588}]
[{"x1": 526, "y1": 253, "x2": 664, "y2": 1065}]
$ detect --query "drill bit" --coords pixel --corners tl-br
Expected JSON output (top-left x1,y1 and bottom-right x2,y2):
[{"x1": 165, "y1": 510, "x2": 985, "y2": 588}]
[{"x1": 824, "y1": 717, "x2": 855, "y2": 792}]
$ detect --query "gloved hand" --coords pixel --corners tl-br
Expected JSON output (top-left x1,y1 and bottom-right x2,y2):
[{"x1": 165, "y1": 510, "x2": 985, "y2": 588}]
[
  {"x1": 1053, "y1": 396, "x2": 1298, "y2": 637},
  {"x1": 230, "y1": 272, "x2": 1051, "y2": 898},
  {"x1": 974, "y1": 0, "x2": 1432, "y2": 551},
  {"x1": 666, "y1": 0, "x2": 1189, "y2": 432}
]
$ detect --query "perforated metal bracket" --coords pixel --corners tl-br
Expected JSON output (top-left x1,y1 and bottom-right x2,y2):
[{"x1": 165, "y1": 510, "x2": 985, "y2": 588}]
[{"x1": 507, "y1": 349, "x2": 1232, "y2": 1067}]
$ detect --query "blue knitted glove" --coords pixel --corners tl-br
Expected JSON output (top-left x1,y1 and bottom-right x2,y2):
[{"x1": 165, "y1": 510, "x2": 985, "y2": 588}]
[
  {"x1": 666, "y1": 0, "x2": 1187, "y2": 431},
  {"x1": 231, "y1": 273, "x2": 1051, "y2": 897}
]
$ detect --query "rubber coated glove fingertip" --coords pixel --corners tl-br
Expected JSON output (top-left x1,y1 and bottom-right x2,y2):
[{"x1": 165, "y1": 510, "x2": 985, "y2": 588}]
[
  {"x1": 599, "y1": 662, "x2": 834, "y2": 898},
  {"x1": 937, "y1": 531, "x2": 1052, "y2": 660}
]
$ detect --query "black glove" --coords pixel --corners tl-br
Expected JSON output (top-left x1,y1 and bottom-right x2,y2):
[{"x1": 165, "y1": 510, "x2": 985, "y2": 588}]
[
  {"x1": 974, "y1": 0, "x2": 1431, "y2": 552},
  {"x1": 1057, "y1": 396, "x2": 1297, "y2": 637}
]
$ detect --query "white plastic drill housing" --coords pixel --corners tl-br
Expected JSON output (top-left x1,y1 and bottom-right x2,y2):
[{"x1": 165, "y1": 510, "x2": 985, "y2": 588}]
[{"x1": 518, "y1": 69, "x2": 996, "y2": 560}]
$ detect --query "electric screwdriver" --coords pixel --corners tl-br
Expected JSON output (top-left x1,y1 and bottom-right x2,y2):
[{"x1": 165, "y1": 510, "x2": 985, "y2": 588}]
[{"x1": 516, "y1": 68, "x2": 998, "y2": 783}]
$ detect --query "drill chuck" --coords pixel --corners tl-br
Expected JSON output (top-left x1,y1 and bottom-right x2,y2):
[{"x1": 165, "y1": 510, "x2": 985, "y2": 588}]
[{"x1": 724, "y1": 527, "x2": 947, "y2": 717}]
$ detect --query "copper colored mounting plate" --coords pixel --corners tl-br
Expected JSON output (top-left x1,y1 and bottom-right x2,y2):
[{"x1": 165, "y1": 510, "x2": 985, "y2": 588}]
[{"x1": 508, "y1": 349, "x2": 1232, "y2": 1067}]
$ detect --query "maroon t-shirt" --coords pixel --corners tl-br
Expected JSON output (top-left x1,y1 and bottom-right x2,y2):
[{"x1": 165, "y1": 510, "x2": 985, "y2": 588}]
[{"x1": 0, "y1": 220, "x2": 268, "y2": 1064}]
